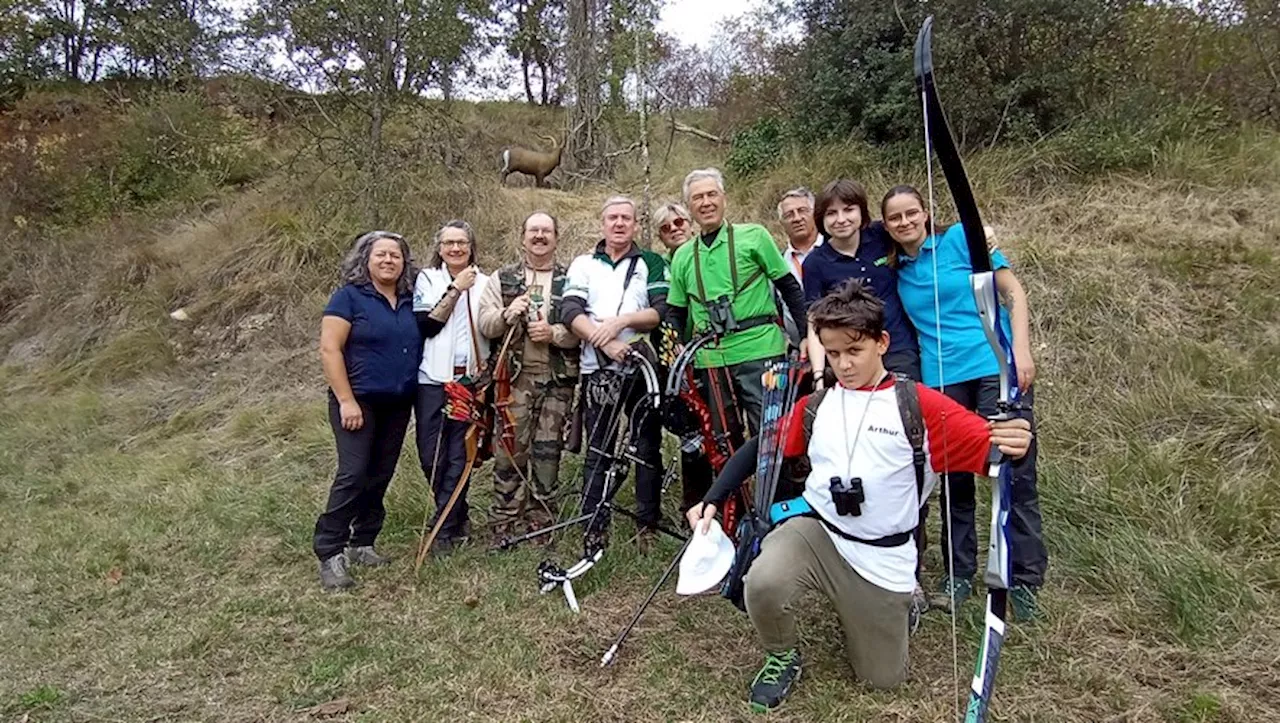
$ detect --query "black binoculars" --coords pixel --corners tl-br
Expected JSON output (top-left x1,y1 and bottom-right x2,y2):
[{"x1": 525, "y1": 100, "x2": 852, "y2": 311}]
[
  {"x1": 705, "y1": 295, "x2": 740, "y2": 335},
  {"x1": 829, "y1": 476, "x2": 865, "y2": 517}
]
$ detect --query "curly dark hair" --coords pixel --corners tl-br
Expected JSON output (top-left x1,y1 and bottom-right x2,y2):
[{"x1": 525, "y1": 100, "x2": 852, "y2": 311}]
[
  {"x1": 340, "y1": 231, "x2": 414, "y2": 296},
  {"x1": 807, "y1": 278, "x2": 885, "y2": 341}
]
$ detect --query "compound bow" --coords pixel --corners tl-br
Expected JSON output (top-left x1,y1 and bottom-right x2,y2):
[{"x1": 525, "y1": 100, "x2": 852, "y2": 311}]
[{"x1": 536, "y1": 347, "x2": 664, "y2": 612}]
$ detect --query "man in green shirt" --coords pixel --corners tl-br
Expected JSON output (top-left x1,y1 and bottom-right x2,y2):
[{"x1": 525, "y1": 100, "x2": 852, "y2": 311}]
[{"x1": 664, "y1": 168, "x2": 809, "y2": 437}]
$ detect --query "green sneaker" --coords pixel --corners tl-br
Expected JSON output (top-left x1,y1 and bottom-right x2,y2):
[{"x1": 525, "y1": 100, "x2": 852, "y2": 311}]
[
  {"x1": 1010, "y1": 585, "x2": 1039, "y2": 621},
  {"x1": 749, "y1": 649, "x2": 802, "y2": 713},
  {"x1": 932, "y1": 575, "x2": 973, "y2": 613}
]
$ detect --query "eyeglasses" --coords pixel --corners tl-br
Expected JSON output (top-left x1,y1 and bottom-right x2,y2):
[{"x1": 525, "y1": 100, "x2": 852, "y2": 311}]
[
  {"x1": 885, "y1": 208, "x2": 924, "y2": 225},
  {"x1": 659, "y1": 217, "x2": 688, "y2": 234},
  {"x1": 439, "y1": 239, "x2": 471, "y2": 248}
]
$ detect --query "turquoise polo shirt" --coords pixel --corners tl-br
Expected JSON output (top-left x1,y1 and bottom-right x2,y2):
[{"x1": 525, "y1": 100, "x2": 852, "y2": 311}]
[{"x1": 896, "y1": 223, "x2": 1014, "y2": 388}]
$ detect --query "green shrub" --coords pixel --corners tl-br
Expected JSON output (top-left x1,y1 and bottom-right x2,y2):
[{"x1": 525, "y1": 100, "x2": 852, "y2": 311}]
[{"x1": 726, "y1": 117, "x2": 787, "y2": 178}]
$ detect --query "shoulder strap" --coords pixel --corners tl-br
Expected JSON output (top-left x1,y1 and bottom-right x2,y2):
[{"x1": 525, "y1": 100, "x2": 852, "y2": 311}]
[
  {"x1": 616, "y1": 255, "x2": 641, "y2": 317},
  {"x1": 892, "y1": 374, "x2": 926, "y2": 501},
  {"x1": 692, "y1": 224, "x2": 740, "y2": 305},
  {"x1": 801, "y1": 387, "x2": 830, "y2": 446},
  {"x1": 466, "y1": 289, "x2": 483, "y2": 371}
]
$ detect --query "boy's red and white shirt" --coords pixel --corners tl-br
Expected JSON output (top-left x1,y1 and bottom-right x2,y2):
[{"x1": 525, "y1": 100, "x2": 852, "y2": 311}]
[{"x1": 781, "y1": 377, "x2": 992, "y2": 593}]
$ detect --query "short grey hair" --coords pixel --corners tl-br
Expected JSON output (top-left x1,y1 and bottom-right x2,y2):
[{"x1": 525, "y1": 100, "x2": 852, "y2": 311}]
[
  {"x1": 653, "y1": 201, "x2": 691, "y2": 230},
  {"x1": 682, "y1": 168, "x2": 725, "y2": 202},
  {"x1": 340, "y1": 231, "x2": 414, "y2": 296},
  {"x1": 777, "y1": 187, "x2": 815, "y2": 219},
  {"x1": 427, "y1": 219, "x2": 477, "y2": 269},
  {"x1": 601, "y1": 195, "x2": 637, "y2": 217}
]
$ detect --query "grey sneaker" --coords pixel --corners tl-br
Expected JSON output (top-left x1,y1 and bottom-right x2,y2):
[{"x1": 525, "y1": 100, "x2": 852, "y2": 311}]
[
  {"x1": 318, "y1": 553, "x2": 356, "y2": 590},
  {"x1": 932, "y1": 575, "x2": 973, "y2": 613},
  {"x1": 1010, "y1": 585, "x2": 1040, "y2": 621},
  {"x1": 909, "y1": 585, "x2": 929, "y2": 635},
  {"x1": 346, "y1": 545, "x2": 390, "y2": 567}
]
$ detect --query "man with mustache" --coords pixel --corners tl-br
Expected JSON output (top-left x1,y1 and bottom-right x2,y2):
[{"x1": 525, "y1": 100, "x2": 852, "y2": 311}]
[{"x1": 476, "y1": 211, "x2": 581, "y2": 544}]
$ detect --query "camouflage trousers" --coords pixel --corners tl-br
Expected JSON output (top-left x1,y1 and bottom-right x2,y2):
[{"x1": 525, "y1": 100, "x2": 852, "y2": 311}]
[{"x1": 490, "y1": 371, "x2": 575, "y2": 525}]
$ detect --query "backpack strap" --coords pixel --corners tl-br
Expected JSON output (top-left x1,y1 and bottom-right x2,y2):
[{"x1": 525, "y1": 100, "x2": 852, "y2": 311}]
[
  {"x1": 800, "y1": 386, "x2": 830, "y2": 446},
  {"x1": 892, "y1": 373, "x2": 927, "y2": 503}
]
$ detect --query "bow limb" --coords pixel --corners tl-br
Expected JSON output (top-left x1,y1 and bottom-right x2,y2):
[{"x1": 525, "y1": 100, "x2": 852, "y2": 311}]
[
  {"x1": 490, "y1": 325, "x2": 531, "y2": 485},
  {"x1": 414, "y1": 407, "x2": 484, "y2": 574},
  {"x1": 915, "y1": 16, "x2": 1021, "y2": 723}
]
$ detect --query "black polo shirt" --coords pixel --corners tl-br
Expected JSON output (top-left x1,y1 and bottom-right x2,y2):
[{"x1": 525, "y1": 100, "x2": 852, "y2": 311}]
[
  {"x1": 323, "y1": 283, "x2": 422, "y2": 398},
  {"x1": 801, "y1": 222, "x2": 918, "y2": 354}
]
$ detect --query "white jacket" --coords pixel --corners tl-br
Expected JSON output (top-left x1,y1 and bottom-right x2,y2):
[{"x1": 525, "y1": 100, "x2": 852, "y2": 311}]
[{"x1": 413, "y1": 266, "x2": 492, "y2": 385}]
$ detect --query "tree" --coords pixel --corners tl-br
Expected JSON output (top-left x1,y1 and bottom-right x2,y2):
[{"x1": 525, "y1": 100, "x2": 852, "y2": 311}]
[
  {"x1": 0, "y1": 0, "x2": 55, "y2": 101},
  {"x1": 254, "y1": 0, "x2": 493, "y2": 97},
  {"x1": 500, "y1": 0, "x2": 564, "y2": 105}
]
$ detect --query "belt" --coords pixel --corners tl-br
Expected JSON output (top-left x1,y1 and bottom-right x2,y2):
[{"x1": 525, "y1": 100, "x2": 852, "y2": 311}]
[{"x1": 453, "y1": 365, "x2": 468, "y2": 377}]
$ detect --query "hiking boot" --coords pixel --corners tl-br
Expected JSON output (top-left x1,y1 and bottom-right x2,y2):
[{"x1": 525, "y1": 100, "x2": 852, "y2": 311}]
[
  {"x1": 346, "y1": 545, "x2": 390, "y2": 567},
  {"x1": 488, "y1": 522, "x2": 516, "y2": 552},
  {"x1": 1011, "y1": 585, "x2": 1040, "y2": 622},
  {"x1": 633, "y1": 526, "x2": 658, "y2": 554},
  {"x1": 748, "y1": 648, "x2": 802, "y2": 713},
  {"x1": 430, "y1": 535, "x2": 460, "y2": 558},
  {"x1": 909, "y1": 584, "x2": 929, "y2": 635},
  {"x1": 583, "y1": 523, "x2": 610, "y2": 555},
  {"x1": 318, "y1": 553, "x2": 356, "y2": 590},
  {"x1": 931, "y1": 575, "x2": 973, "y2": 613}
]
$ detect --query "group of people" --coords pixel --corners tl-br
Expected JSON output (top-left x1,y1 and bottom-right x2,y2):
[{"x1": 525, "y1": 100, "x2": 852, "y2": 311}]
[{"x1": 311, "y1": 166, "x2": 1046, "y2": 712}]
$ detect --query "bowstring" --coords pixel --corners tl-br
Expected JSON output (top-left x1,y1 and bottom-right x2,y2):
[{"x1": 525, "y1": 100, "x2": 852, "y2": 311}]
[{"x1": 922, "y1": 76, "x2": 962, "y2": 723}]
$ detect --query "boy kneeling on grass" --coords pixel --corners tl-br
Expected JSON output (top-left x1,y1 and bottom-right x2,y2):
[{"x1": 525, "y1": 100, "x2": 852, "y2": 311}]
[{"x1": 686, "y1": 280, "x2": 1033, "y2": 712}]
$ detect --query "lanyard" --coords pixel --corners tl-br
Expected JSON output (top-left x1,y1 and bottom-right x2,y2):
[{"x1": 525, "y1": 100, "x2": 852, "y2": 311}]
[{"x1": 840, "y1": 372, "x2": 888, "y2": 482}]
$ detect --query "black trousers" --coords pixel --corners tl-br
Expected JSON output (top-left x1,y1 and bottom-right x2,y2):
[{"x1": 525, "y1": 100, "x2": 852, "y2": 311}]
[
  {"x1": 937, "y1": 377, "x2": 1047, "y2": 588},
  {"x1": 313, "y1": 392, "x2": 413, "y2": 560},
  {"x1": 581, "y1": 368, "x2": 664, "y2": 529},
  {"x1": 415, "y1": 383, "x2": 471, "y2": 539}
]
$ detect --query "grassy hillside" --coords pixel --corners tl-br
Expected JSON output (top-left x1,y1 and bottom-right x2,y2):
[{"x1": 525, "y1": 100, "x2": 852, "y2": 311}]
[{"x1": 1, "y1": 90, "x2": 1278, "y2": 722}]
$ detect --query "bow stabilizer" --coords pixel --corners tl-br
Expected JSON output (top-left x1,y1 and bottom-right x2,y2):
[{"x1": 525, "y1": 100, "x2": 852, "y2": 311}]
[{"x1": 915, "y1": 16, "x2": 1022, "y2": 723}]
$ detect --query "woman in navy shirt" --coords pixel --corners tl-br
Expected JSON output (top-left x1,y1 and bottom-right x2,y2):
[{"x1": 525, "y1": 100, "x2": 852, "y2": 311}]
[
  {"x1": 802, "y1": 178, "x2": 921, "y2": 383},
  {"x1": 883, "y1": 184, "x2": 1046, "y2": 621},
  {"x1": 314, "y1": 231, "x2": 422, "y2": 590}
]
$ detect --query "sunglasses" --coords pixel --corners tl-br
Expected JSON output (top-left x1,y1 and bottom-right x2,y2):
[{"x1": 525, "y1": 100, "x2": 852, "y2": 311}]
[{"x1": 659, "y1": 217, "x2": 688, "y2": 234}]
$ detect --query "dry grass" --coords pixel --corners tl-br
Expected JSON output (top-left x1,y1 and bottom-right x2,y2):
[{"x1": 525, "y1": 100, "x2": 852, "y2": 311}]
[{"x1": 1, "y1": 101, "x2": 1278, "y2": 722}]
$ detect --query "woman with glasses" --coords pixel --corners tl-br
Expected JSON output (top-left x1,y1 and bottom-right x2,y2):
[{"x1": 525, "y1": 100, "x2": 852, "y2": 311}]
[
  {"x1": 315, "y1": 231, "x2": 421, "y2": 590},
  {"x1": 412, "y1": 220, "x2": 491, "y2": 555},
  {"x1": 654, "y1": 201, "x2": 694, "y2": 253},
  {"x1": 881, "y1": 184, "x2": 1046, "y2": 622}
]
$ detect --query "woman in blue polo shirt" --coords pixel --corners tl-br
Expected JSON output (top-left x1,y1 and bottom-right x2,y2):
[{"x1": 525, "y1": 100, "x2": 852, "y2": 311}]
[
  {"x1": 802, "y1": 178, "x2": 921, "y2": 383},
  {"x1": 882, "y1": 184, "x2": 1047, "y2": 621},
  {"x1": 315, "y1": 230, "x2": 422, "y2": 590}
]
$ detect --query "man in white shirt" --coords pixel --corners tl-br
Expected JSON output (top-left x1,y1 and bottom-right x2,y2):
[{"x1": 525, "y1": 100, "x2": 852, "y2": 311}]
[
  {"x1": 778, "y1": 187, "x2": 821, "y2": 281},
  {"x1": 776, "y1": 187, "x2": 822, "y2": 348},
  {"x1": 562, "y1": 196, "x2": 669, "y2": 549}
]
